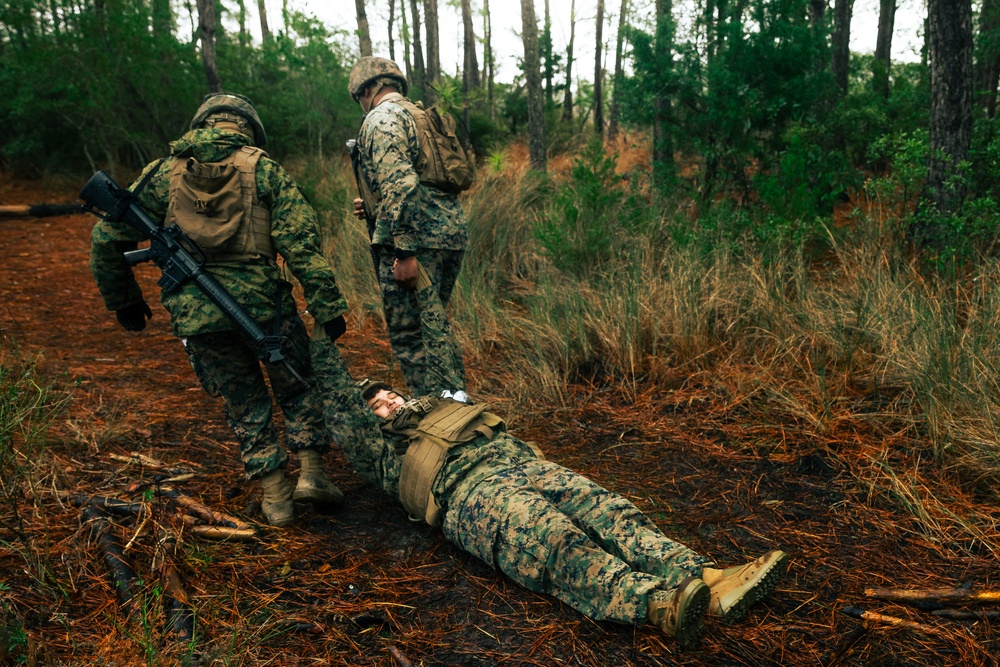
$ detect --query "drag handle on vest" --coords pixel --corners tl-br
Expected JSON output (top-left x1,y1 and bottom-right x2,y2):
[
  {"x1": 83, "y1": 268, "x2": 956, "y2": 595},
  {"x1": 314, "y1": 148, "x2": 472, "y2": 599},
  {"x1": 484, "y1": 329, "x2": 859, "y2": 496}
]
[{"x1": 80, "y1": 170, "x2": 309, "y2": 391}]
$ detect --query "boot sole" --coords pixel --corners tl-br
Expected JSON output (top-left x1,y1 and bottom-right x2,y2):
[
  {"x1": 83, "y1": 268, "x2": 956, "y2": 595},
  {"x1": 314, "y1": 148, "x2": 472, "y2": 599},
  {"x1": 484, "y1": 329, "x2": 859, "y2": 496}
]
[
  {"x1": 293, "y1": 488, "x2": 345, "y2": 507},
  {"x1": 672, "y1": 577, "x2": 711, "y2": 649},
  {"x1": 715, "y1": 551, "x2": 788, "y2": 624}
]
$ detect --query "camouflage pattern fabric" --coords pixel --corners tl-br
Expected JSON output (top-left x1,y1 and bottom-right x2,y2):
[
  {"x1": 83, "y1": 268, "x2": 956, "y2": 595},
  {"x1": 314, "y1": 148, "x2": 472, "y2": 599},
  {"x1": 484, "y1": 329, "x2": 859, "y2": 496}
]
[
  {"x1": 90, "y1": 128, "x2": 348, "y2": 336},
  {"x1": 328, "y1": 389, "x2": 711, "y2": 626},
  {"x1": 356, "y1": 92, "x2": 468, "y2": 253},
  {"x1": 183, "y1": 314, "x2": 327, "y2": 480},
  {"x1": 376, "y1": 247, "x2": 466, "y2": 395},
  {"x1": 309, "y1": 330, "x2": 401, "y2": 496}
]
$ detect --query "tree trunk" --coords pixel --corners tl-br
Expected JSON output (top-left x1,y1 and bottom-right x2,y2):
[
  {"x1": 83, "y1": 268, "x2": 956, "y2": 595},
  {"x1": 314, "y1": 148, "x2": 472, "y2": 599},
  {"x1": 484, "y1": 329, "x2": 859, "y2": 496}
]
[
  {"x1": 809, "y1": 0, "x2": 827, "y2": 73},
  {"x1": 257, "y1": 0, "x2": 271, "y2": 43},
  {"x1": 410, "y1": 0, "x2": 426, "y2": 97},
  {"x1": 608, "y1": 0, "x2": 628, "y2": 141},
  {"x1": 356, "y1": 0, "x2": 373, "y2": 57},
  {"x1": 543, "y1": 0, "x2": 553, "y2": 103},
  {"x1": 594, "y1": 0, "x2": 605, "y2": 138},
  {"x1": 424, "y1": 0, "x2": 441, "y2": 99},
  {"x1": 389, "y1": 0, "x2": 396, "y2": 61},
  {"x1": 976, "y1": 0, "x2": 1000, "y2": 117},
  {"x1": 197, "y1": 0, "x2": 222, "y2": 93},
  {"x1": 873, "y1": 0, "x2": 896, "y2": 99},
  {"x1": 485, "y1": 0, "x2": 495, "y2": 120},
  {"x1": 832, "y1": 0, "x2": 854, "y2": 96},
  {"x1": 562, "y1": 0, "x2": 576, "y2": 122},
  {"x1": 653, "y1": 0, "x2": 674, "y2": 189},
  {"x1": 236, "y1": 0, "x2": 249, "y2": 48},
  {"x1": 462, "y1": 0, "x2": 480, "y2": 91},
  {"x1": 401, "y1": 0, "x2": 413, "y2": 80},
  {"x1": 521, "y1": 0, "x2": 546, "y2": 171},
  {"x1": 152, "y1": 0, "x2": 172, "y2": 38},
  {"x1": 925, "y1": 0, "x2": 973, "y2": 217}
]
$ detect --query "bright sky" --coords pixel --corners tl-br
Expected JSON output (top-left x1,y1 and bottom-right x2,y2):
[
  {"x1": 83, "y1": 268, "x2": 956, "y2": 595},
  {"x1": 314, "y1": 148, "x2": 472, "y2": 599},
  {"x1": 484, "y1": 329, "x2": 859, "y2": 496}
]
[{"x1": 248, "y1": 0, "x2": 925, "y2": 84}]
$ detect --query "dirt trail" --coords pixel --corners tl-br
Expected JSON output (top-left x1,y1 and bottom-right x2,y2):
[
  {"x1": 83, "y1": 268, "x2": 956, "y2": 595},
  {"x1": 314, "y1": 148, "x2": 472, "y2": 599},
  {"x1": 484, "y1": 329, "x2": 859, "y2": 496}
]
[{"x1": 1, "y1": 175, "x2": 997, "y2": 666}]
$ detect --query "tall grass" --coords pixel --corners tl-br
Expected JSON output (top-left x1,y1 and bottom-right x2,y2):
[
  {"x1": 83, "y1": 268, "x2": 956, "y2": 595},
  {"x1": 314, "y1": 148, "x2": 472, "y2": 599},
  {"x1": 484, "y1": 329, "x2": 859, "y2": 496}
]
[{"x1": 309, "y1": 143, "x2": 1000, "y2": 495}]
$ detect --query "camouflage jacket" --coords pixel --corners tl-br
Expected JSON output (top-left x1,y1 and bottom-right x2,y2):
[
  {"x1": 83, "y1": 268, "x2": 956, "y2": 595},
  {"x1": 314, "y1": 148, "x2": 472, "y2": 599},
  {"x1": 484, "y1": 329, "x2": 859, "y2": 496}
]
[
  {"x1": 89, "y1": 128, "x2": 347, "y2": 337},
  {"x1": 357, "y1": 93, "x2": 468, "y2": 253}
]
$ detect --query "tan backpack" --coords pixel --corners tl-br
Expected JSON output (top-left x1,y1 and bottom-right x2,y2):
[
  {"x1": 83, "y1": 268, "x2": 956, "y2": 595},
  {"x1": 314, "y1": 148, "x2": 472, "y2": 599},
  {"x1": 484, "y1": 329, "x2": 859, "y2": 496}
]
[
  {"x1": 164, "y1": 146, "x2": 275, "y2": 262},
  {"x1": 395, "y1": 99, "x2": 476, "y2": 194}
]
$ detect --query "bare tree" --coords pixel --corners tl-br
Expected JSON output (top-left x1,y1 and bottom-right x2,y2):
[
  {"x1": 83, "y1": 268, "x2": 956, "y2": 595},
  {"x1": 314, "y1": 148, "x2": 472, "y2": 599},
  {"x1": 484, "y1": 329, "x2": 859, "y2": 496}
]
[
  {"x1": 832, "y1": 0, "x2": 854, "y2": 96},
  {"x1": 562, "y1": 0, "x2": 576, "y2": 122},
  {"x1": 197, "y1": 0, "x2": 222, "y2": 92},
  {"x1": 608, "y1": 0, "x2": 628, "y2": 141},
  {"x1": 424, "y1": 0, "x2": 441, "y2": 97},
  {"x1": 925, "y1": 0, "x2": 973, "y2": 217},
  {"x1": 389, "y1": 0, "x2": 396, "y2": 61},
  {"x1": 401, "y1": 0, "x2": 413, "y2": 80},
  {"x1": 873, "y1": 0, "x2": 896, "y2": 99},
  {"x1": 543, "y1": 0, "x2": 553, "y2": 103},
  {"x1": 594, "y1": 0, "x2": 605, "y2": 138},
  {"x1": 410, "y1": 0, "x2": 426, "y2": 97},
  {"x1": 356, "y1": 0, "x2": 373, "y2": 57},
  {"x1": 484, "y1": 0, "x2": 495, "y2": 120},
  {"x1": 976, "y1": 0, "x2": 1000, "y2": 117},
  {"x1": 257, "y1": 0, "x2": 272, "y2": 43},
  {"x1": 653, "y1": 0, "x2": 673, "y2": 187},
  {"x1": 521, "y1": 0, "x2": 546, "y2": 171},
  {"x1": 462, "y1": 0, "x2": 480, "y2": 90}
]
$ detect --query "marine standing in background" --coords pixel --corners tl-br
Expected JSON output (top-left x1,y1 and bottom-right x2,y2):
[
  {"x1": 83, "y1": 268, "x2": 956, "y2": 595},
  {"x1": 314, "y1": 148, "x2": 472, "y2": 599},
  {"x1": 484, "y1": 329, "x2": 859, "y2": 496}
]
[
  {"x1": 347, "y1": 56, "x2": 469, "y2": 397},
  {"x1": 90, "y1": 93, "x2": 350, "y2": 527}
]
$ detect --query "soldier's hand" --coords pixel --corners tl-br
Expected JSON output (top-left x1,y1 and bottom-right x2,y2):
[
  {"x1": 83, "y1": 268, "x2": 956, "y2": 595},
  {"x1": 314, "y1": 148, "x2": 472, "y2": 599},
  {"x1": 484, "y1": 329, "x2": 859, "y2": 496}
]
[
  {"x1": 392, "y1": 256, "x2": 419, "y2": 291},
  {"x1": 352, "y1": 198, "x2": 367, "y2": 220},
  {"x1": 116, "y1": 300, "x2": 153, "y2": 331},
  {"x1": 323, "y1": 315, "x2": 347, "y2": 342}
]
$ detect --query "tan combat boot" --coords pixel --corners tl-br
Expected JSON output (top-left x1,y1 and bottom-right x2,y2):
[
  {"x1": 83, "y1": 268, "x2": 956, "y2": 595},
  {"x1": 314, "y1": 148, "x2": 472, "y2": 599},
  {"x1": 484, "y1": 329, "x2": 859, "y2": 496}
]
[
  {"x1": 259, "y1": 469, "x2": 294, "y2": 527},
  {"x1": 293, "y1": 448, "x2": 346, "y2": 507},
  {"x1": 647, "y1": 576, "x2": 711, "y2": 648},
  {"x1": 701, "y1": 550, "x2": 788, "y2": 623}
]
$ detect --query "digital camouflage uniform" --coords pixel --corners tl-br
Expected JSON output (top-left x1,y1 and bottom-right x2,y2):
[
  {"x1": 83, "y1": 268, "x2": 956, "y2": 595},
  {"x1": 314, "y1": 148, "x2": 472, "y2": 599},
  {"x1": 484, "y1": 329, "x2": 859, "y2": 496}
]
[
  {"x1": 309, "y1": 276, "x2": 711, "y2": 626},
  {"x1": 90, "y1": 127, "x2": 348, "y2": 479},
  {"x1": 356, "y1": 91, "x2": 468, "y2": 395}
]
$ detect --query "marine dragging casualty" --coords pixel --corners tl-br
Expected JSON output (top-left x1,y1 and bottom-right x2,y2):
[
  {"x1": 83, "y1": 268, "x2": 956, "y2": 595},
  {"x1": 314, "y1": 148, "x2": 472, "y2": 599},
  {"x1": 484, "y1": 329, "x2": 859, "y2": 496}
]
[{"x1": 79, "y1": 170, "x2": 307, "y2": 387}]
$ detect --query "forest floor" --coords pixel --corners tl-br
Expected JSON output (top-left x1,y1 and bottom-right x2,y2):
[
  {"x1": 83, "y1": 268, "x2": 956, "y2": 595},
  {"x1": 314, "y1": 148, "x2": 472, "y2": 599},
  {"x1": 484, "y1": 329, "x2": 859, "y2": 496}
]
[{"x1": 1, "y1": 174, "x2": 998, "y2": 667}]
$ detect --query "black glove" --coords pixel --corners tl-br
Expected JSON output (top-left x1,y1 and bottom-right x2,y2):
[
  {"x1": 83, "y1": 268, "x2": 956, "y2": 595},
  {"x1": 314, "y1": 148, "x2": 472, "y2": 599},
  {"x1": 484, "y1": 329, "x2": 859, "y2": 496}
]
[
  {"x1": 323, "y1": 315, "x2": 347, "y2": 342},
  {"x1": 116, "y1": 300, "x2": 153, "y2": 331}
]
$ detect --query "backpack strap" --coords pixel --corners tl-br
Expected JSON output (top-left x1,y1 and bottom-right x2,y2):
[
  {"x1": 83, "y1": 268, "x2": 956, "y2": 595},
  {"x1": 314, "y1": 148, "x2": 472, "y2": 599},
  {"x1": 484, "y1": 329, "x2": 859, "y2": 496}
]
[{"x1": 229, "y1": 146, "x2": 275, "y2": 261}]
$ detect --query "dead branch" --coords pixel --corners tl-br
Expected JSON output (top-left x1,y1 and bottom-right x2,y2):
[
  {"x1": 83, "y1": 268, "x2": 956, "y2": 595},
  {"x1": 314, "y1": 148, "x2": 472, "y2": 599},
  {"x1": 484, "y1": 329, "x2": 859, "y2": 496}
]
[
  {"x1": 388, "y1": 646, "x2": 415, "y2": 667},
  {"x1": 80, "y1": 506, "x2": 140, "y2": 615},
  {"x1": 864, "y1": 585, "x2": 1000, "y2": 611},
  {"x1": 154, "y1": 530, "x2": 195, "y2": 642},
  {"x1": 161, "y1": 489, "x2": 252, "y2": 530},
  {"x1": 840, "y1": 606, "x2": 950, "y2": 638},
  {"x1": 62, "y1": 492, "x2": 148, "y2": 516},
  {"x1": 187, "y1": 525, "x2": 257, "y2": 541},
  {"x1": 109, "y1": 452, "x2": 194, "y2": 476}
]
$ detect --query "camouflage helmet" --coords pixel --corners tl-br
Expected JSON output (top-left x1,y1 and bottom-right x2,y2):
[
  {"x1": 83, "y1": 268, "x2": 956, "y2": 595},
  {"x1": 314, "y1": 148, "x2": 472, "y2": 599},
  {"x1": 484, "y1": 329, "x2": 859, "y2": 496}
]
[
  {"x1": 190, "y1": 92, "x2": 267, "y2": 147},
  {"x1": 356, "y1": 378, "x2": 393, "y2": 401},
  {"x1": 348, "y1": 57, "x2": 408, "y2": 100}
]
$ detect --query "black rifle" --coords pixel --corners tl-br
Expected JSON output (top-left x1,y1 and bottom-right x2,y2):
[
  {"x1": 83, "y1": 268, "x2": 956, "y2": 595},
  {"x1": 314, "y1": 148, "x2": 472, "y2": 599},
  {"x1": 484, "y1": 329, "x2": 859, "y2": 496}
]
[{"x1": 80, "y1": 170, "x2": 307, "y2": 387}]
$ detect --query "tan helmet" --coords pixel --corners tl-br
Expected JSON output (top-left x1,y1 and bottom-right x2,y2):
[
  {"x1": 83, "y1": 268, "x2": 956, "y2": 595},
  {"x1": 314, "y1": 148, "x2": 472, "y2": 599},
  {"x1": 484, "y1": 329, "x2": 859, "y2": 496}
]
[
  {"x1": 348, "y1": 57, "x2": 408, "y2": 101},
  {"x1": 190, "y1": 92, "x2": 267, "y2": 147},
  {"x1": 356, "y1": 378, "x2": 393, "y2": 401}
]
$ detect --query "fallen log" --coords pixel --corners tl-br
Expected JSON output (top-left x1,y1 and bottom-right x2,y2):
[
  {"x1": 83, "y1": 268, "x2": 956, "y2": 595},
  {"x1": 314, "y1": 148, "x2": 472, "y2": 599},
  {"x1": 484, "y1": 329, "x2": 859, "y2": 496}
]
[
  {"x1": 80, "y1": 506, "x2": 140, "y2": 615},
  {"x1": 0, "y1": 203, "x2": 86, "y2": 218},
  {"x1": 154, "y1": 531, "x2": 195, "y2": 642},
  {"x1": 863, "y1": 585, "x2": 1000, "y2": 611},
  {"x1": 840, "y1": 606, "x2": 950, "y2": 638},
  {"x1": 186, "y1": 525, "x2": 256, "y2": 542}
]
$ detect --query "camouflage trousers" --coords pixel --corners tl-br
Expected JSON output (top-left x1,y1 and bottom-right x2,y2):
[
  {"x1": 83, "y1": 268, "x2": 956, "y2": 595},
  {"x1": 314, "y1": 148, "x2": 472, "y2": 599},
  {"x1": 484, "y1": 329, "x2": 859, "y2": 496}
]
[
  {"x1": 442, "y1": 459, "x2": 711, "y2": 625},
  {"x1": 376, "y1": 247, "x2": 466, "y2": 396},
  {"x1": 183, "y1": 314, "x2": 327, "y2": 480}
]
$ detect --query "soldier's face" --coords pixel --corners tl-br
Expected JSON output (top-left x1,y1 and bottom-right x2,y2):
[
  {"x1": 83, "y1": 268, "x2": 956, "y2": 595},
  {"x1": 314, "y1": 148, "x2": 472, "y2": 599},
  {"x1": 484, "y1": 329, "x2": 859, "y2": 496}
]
[{"x1": 367, "y1": 389, "x2": 405, "y2": 418}]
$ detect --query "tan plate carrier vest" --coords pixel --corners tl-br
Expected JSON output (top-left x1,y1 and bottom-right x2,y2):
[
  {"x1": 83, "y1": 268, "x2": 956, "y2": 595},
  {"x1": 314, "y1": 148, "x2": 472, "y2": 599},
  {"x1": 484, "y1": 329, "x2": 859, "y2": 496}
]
[
  {"x1": 399, "y1": 400, "x2": 505, "y2": 527},
  {"x1": 165, "y1": 145, "x2": 276, "y2": 262}
]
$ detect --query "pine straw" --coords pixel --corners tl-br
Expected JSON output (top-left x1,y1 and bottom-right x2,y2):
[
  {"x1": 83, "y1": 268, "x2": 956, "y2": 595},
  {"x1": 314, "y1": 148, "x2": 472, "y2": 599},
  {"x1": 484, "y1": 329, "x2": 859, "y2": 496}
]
[{"x1": 2, "y1": 178, "x2": 998, "y2": 666}]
